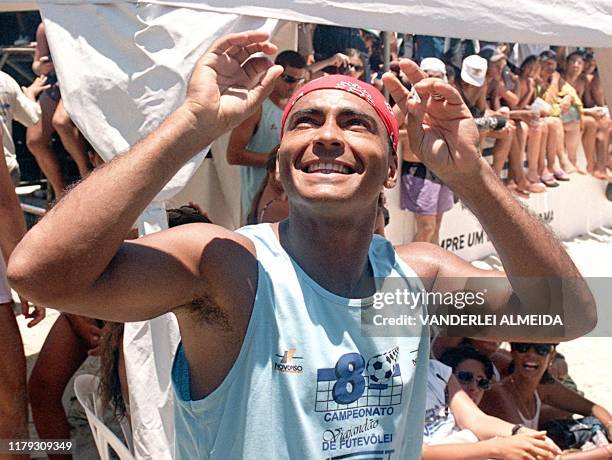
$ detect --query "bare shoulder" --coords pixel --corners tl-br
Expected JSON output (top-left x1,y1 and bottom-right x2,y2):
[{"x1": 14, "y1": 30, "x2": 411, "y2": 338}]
[
  {"x1": 83, "y1": 223, "x2": 258, "y2": 323},
  {"x1": 135, "y1": 222, "x2": 258, "y2": 297},
  {"x1": 479, "y1": 382, "x2": 510, "y2": 415},
  {"x1": 394, "y1": 242, "x2": 446, "y2": 289}
]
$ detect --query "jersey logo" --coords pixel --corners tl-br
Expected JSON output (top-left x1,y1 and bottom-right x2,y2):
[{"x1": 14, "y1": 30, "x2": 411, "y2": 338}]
[
  {"x1": 273, "y1": 348, "x2": 304, "y2": 374},
  {"x1": 315, "y1": 348, "x2": 402, "y2": 412}
]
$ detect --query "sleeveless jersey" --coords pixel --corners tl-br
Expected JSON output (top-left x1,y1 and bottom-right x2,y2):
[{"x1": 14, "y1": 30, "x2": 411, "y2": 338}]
[
  {"x1": 241, "y1": 99, "x2": 283, "y2": 218},
  {"x1": 172, "y1": 224, "x2": 429, "y2": 459}
]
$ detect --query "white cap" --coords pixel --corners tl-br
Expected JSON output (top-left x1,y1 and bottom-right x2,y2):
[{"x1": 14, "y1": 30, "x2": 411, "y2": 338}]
[
  {"x1": 420, "y1": 57, "x2": 446, "y2": 75},
  {"x1": 461, "y1": 55, "x2": 488, "y2": 87}
]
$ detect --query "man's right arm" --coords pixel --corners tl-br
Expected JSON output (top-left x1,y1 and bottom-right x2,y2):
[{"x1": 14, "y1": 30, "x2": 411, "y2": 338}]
[
  {"x1": 226, "y1": 107, "x2": 270, "y2": 167},
  {"x1": 8, "y1": 31, "x2": 283, "y2": 322}
]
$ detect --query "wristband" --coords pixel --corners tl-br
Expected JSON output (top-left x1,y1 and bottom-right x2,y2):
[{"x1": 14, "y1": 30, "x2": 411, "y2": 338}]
[{"x1": 511, "y1": 424, "x2": 525, "y2": 436}]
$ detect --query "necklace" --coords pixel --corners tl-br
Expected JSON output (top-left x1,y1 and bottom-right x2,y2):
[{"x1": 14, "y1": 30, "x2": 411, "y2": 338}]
[{"x1": 508, "y1": 377, "x2": 536, "y2": 420}]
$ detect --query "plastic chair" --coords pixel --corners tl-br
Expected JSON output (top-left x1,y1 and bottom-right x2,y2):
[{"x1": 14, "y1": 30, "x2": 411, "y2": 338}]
[{"x1": 73, "y1": 374, "x2": 135, "y2": 460}]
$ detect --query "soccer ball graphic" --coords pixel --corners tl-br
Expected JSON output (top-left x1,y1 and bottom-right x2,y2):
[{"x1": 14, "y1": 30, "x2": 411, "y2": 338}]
[{"x1": 366, "y1": 347, "x2": 399, "y2": 384}]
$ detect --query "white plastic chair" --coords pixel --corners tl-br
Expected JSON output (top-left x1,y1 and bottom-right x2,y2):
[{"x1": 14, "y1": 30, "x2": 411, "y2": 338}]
[{"x1": 74, "y1": 374, "x2": 135, "y2": 460}]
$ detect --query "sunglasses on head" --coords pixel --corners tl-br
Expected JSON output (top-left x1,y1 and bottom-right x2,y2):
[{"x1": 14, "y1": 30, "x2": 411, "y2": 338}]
[
  {"x1": 511, "y1": 343, "x2": 553, "y2": 356},
  {"x1": 280, "y1": 74, "x2": 304, "y2": 84},
  {"x1": 456, "y1": 371, "x2": 491, "y2": 390}
]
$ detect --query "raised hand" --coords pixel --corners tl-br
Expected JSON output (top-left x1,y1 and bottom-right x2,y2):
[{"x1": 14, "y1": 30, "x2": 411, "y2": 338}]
[
  {"x1": 382, "y1": 59, "x2": 482, "y2": 187},
  {"x1": 19, "y1": 295, "x2": 45, "y2": 328},
  {"x1": 22, "y1": 75, "x2": 50, "y2": 101},
  {"x1": 182, "y1": 31, "x2": 284, "y2": 145}
]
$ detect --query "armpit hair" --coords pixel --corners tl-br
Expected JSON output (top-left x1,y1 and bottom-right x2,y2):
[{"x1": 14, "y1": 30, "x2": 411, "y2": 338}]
[{"x1": 176, "y1": 293, "x2": 232, "y2": 332}]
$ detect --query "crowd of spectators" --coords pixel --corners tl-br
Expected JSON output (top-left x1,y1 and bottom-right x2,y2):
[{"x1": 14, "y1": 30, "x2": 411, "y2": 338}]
[{"x1": 1, "y1": 19, "x2": 611, "y2": 460}]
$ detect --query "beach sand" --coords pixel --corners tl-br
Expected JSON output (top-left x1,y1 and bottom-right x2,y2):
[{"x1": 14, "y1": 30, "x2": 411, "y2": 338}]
[{"x1": 14, "y1": 227, "x2": 612, "y2": 458}]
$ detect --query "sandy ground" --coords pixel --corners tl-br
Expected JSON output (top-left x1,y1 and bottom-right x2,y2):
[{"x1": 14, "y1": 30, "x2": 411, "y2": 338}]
[{"x1": 14, "y1": 226, "x2": 612, "y2": 459}]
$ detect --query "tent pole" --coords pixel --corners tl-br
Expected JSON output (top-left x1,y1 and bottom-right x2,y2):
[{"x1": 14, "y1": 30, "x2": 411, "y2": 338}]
[{"x1": 383, "y1": 31, "x2": 390, "y2": 98}]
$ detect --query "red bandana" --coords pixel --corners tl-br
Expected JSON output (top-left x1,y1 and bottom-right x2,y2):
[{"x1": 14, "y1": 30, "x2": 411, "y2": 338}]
[{"x1": 280, "y1": 75, "x2": 399, "y2": 152}]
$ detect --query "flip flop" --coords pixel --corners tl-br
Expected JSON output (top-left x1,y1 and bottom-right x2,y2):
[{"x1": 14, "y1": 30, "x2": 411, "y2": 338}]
[
  {"x1": 541, "y1": 174, "x2": 560, "y2": 187},
  {"x1": 552, "y1": 169, "x2": 570, "y2": 181},
  {"x1": 507, "y1": 182, "x2": 530, "y2": 198},
  {"x1": 524, "y1": 182, "x2": 547, "y2": 193}
]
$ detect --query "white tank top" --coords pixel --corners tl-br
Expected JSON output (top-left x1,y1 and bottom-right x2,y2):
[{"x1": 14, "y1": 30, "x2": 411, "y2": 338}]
[{"x1": 517, "y1": 391, "x2": 541, "y2": 430}]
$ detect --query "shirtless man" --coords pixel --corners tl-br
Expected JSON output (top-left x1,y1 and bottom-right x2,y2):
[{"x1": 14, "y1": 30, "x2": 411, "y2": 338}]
[{"x1": 8, "y1": 31, "x2": 595, "y2": 459}]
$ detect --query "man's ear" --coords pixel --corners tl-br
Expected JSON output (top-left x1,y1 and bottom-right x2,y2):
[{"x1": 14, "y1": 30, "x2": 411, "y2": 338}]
[
  {"x1": 275, "y1": 155, "x2": 281, "y2": 183},
  {"x1": 384, "y1": 149, "x2": 399, "y2": 189}
]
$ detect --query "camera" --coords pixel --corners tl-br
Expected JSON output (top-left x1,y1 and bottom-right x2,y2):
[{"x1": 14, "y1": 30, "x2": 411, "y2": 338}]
[{"x1": 474, "y1": 116, "x2": 507, "y2": 131}]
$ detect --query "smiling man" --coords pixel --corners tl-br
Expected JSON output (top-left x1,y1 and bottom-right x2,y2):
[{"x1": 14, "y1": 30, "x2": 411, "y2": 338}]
[{"x1": 8, "y1": 32, "x2": 595, "y2": 459}]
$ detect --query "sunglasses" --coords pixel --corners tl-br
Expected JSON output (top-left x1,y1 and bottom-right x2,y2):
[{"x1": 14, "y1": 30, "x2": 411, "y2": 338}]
[
  {"x1": 321, "y1": 65, "x2": 349, "y2": 75},
  {"x1": 511, "y1": 343, "x2": 554, "y2": 356},
  {"x1": 456, "y1": 371, "x2": 491, "y2": 390},
  {"x1": 280, "y1": 74, "x2": 304, "y2": 84},
  {"x1": 349, "y1": 63, "x2": 364, "y2": 72}
]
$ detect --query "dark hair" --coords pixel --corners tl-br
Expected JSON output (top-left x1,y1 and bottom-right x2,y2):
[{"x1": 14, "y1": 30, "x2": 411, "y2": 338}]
[
  {"x1": 519, "y1": 55, "x2": 539, "y2": 77},
  {"x1": 98, "y1": 322, "x2": 127, "y2": 420},
  {"x1": 539, "y1": 50, "x2": 558, "y2": 62},
  {"x1": 507, "y1": 343, "x2": 557, "y2": 384},
  {"x1": 344, "y1": 48, "x2": 363, "y2": 60},
  {"x1": 167, "y1": 205, "x2": 212, "y2": 227},
  {"x1": 275, "y1": 50, "x2": 306, "y2": 69},
  {"x1": 566, "y1": 50, "x2": 585, "y2": 63},
  {"x1": 247, "y1": 146, "x2": 281, "y2": 225},
  {"x1": 440, "y1": 345, "x2": 494, "y2": 380}
]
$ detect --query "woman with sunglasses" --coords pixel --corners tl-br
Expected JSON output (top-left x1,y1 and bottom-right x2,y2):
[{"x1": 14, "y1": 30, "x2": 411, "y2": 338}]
[
  {"x1": 423, "y1": 355, "x2": 561, "y2": 459},
  {"x1": 480, "y1": 343, "x2": 612, "y2": 454},
  {"x1": 440, "y1": 345, "x2": 494, "y2": 405},
  {"x1": 343, "y1": 48, "x2": 366, "y2": 81}
]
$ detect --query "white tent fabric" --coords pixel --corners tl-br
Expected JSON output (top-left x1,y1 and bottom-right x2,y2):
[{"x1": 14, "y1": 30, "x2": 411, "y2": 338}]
[
  {"x1": 37, "y1": 4, "x2": 295, "y2": 458},
  {"x1": 16, "y1": 0, "x2": 612, "y2": 457}
]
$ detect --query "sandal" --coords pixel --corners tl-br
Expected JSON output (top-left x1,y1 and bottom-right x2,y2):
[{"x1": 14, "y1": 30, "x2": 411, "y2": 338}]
[
  {"x1": 541, "y1": 173, "x2": 560, "y2": 187},
  {"x1": 552, "y1": 169, "x2": 570, "y2": 181},
  {"x1": 507, "y1": 182, "x2": 530, "y2": 198}
]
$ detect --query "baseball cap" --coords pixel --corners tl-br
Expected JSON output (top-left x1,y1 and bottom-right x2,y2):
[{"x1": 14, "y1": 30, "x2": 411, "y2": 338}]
[
  {"x1": 461, "y1": 55, "x2": 488, "y2": 87},
  {"x1": 480, "y1": 45, "x2": 505, "y2": 63},
  {"x1": 420, "y1": 57, "x2": 446, "y2": 75}
]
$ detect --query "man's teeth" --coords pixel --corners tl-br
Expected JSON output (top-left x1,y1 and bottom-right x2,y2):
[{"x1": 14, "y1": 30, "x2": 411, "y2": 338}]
[
  {"x1": 523, "y1": 362, "x2": 539, "y2": 369},
  {"x1": 306, "y1": 162, "x2": 351, "y2": 174}
]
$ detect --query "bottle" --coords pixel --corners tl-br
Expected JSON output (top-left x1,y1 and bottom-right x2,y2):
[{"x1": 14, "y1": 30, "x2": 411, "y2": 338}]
[{"x1": 591, "y1": 424, "x2": 609, "y2": 448}]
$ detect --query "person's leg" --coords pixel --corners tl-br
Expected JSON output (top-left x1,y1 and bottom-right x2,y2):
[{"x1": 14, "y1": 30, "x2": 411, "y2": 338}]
[
  {"x1": 564, "y1": 121, "x2": 586, "y2": 174},
  {"x1": 413, "y1": 214, "x2": 437, "y2": 243},
  {"x1": 548, "y1": 117, "x2": 574, "y2": 174},
  {"x1": 0, "y1": 302, "x2": 28, "y2": 460},
  {"x1": 509, "y1": 121, "x2": 545, "y2": 193},
  {"x1": 594, "y1": 117, "x2": 611, "y2": 179},
  {"x1": 489, "y1": 130, "x2": 512, "y2": 177},
  {"x1": 526, "y1": 122, "x2": 543, "y2": 182},
  {"x1": 28, "y1": 314, "x2": 89, "y2": 460},
  {"x1": 51, "y1": 100, "x2": 92, "y2": 179},
  {"x1": 26, "y1": 93, "x2": 65, "y2": 196},
  {"x1": 432, "y1": 213, "x2": 445, "y2": 246},
  {"x1": 538, "y1": 120, "x2": 549, "y2": 173},
  {"x1": 581, "y1": 115, "x2": 598, "y2": 175}
]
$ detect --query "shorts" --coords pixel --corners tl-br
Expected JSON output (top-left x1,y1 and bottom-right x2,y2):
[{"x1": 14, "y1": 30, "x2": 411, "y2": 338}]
[
  {"x1": 559, "y1": 106, "x2": 581, "y2": 124},
  {"x1": 9, "y1": 164, "x2": 20, "y2": 186},
  {"x1": 0, "y1": 257, "x2": 12, "y2": 304},
  {"x1": 44, "y1": 73, "x2": 61, "y2": 102},
  {"x1": 400, "y1": 162, "x2": 454, "y2": 215}
]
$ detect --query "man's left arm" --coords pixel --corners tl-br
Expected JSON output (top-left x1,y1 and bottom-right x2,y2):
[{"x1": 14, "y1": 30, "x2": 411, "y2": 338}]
[{"x1": 386, "y1": 60, "x2": 596, "y2": 342}]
